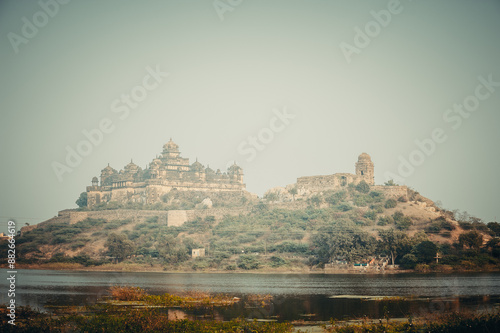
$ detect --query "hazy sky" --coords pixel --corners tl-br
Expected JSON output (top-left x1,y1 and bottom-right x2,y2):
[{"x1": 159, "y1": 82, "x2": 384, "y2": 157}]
[{"x1": 1, "y1": 0, "x2": 499, "y2": 230}]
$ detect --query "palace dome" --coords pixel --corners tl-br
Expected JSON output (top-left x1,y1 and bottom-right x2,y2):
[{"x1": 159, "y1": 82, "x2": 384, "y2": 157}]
[
  {"x1": 191, "y1": 160, "x2": 204, "y2": 172},
  {"x1": 163, "y1": 138, "x2": 179, "y2": 150},
  {"x1": 358, "y1": 153, "x2": 372, "y2": 162},
  {"x1": 102, "y1": 164, "x2": 116, "y2": 173},
  {"x1": 124, "y1": 160, "x2": 139, "y2": 172}
]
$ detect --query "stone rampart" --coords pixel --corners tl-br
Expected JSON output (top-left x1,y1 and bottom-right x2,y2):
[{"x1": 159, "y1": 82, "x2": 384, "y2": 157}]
[{"x1": 371, "y1": 185, "x2": 408, "y2": 200}]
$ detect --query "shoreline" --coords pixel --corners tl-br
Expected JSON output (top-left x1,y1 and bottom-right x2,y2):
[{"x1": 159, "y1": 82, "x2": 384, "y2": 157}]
[{"x1": 8, "y1": 263, "x2": 500, "y2": 275}]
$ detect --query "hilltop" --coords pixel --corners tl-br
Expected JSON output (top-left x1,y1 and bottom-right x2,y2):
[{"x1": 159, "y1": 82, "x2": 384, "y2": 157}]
[
  {"x1": 5, "y1": 144, "x2": 500, "y2": 273},
  {"x1": 9, "y1": 183, "x2": 500, "y2": 273}
]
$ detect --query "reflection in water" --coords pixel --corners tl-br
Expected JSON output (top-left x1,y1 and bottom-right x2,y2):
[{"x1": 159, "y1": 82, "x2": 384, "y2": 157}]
[{"x1": 1, "y1": 269, "x2": 499, "y2": 321}]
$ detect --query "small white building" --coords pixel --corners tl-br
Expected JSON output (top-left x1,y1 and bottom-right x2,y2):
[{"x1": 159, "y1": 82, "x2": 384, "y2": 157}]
[{"x1": 192, "y1": 248, "x2": 206, "y2": 258}]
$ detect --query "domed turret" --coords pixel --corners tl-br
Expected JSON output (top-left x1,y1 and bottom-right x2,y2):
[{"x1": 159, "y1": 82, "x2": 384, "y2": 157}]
[
  {"x1": 150, "y1": 158, "x2": 162, "y2": 168},
  {"x1": 228, "y1": 162, "x2": 243, "y2": 175},
  {"x1": 355, "y1": 153, "x2": 374, "y2": 185},
  {"x1": 163, "y1": 138, "x2": 179, "y2": 151},
  {"x1": 162, "y1": 138, "x2": 181, "y2": 159},
  {"x1": 358, "y1": 152, "x2": 372, "y2": 162},
  {"x1": 124, "y1": 159, "x2": 140, "y2": 173},
  {"x1": 205, "y1": 165, "x2": 214, "y2": 174},
  {"x1": 228, "y1": 162, "x2": 244, "y2": 184},
  {"x1": 100, "y1": 164, "x2": 117, "y2": 186},
  {"x1": 191, "y1": 158, "x2": 204, "y2": 173}
]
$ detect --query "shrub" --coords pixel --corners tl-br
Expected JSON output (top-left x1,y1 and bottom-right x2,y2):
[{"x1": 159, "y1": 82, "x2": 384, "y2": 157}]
[
  {"x1": 325, "y1": 191, "x2": 346, "y2": 206},
  {"x1": 355, "y1": 180, "x2": 370, "y2": 193},
  {"x1": 377, "y1": 216, "x2": 393, "y2": 226},
  {"x1": 384, "y1": 199, "x2": 397, "y2": 209},
  {"x1": 51, "y1": 236, "x2": 69, "y2": 244},
  {"x1": 308, "y1": 194, "x2": 323, "y2": 207},
  {"x1": 363, "y1": 210, "x2": 377, "y2": 221},
  {"x1": 353, "y1": 195, "x2": 369, "y2": 207},
  {"x1": 110, "y1": 286, "x2": 145, "y2": 301},
  {"x1": 269, "y1": 256, "x2": 288, "y2": 268},
  {"x1": 70, "y1": 240, "x2": 87, "y2": 250},
  {"x1": 414, "y1": 263, "x2": 431, "y2": 272},
  {"x1": 395, "y1": 217, "x2": 412, "y2": 230},
  {"x1": 440, "y1": 231, "x2": 452, "y2": 238},
  {"x1": 459, "y1": 221, "x2": 473, "y2": 230},
  {"x1": 237, "y1": 255, "x2": 261, "y2": 270},
  {"x1": 192, "y1": 258, "x2": 211, "y2": 270},
  {"x1": 337, "y1": 204, "x2": 352, "y2": 212}
]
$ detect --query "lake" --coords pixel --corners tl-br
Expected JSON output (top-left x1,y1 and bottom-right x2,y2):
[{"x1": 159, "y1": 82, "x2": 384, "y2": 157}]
[{"x1": 2, "y1": 269, "x2": 500, "y2": 321}]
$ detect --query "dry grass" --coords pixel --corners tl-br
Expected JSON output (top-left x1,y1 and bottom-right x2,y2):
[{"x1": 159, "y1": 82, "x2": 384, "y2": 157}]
[{"x1": 110, "y1": 286, "x2": 146, "y2": 301}]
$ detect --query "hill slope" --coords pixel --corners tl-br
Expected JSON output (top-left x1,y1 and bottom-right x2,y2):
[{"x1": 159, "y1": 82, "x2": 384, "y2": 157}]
[{"x1": 7, "y1": 185, "x2": 500, "y2": 272}]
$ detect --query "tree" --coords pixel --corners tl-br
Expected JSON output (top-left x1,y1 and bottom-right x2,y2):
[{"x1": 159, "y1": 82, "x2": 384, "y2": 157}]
[
  {"x1": 414, "y1": 241, "x2": 438, "y2": 263},
  {"x1": 458, "y1": 231, "x2": 483, "y2": 250},
  {"x1": 393, "y1": 211, "x2": 412, "y2": 230},
  {"x1": 313, "y1": 221, "x2": 377, "y2": 263},
  {"x1": 486, "y1": 238, "x2": 500, "y2": 258},
  {"x1": 355, "y1": 180, "x2": 370, "y2": 193},
  {"x1": 105, "y1": 233, "x2": 135, "y2": 262},
  {"x1": 378, "y1": 229, "x2": 411, "y2": 266},
  {"x1": 157, "y1": 235, "x2": 189, "y2": 263},
  {"x1": 487, "y1": 222, "x2": 500, "y2": 237},
  {"x1": 75, "y1": 192, "x2": 87, "y2": 208},
  {"x1": 400, "y1": 253, "x2": 418, "y2": 269},
  {"x1": 288, "y1": 187, "x2": 298, "y2": 201},
  {"x1": 384, "y1": 180, "x2": 397, "y2": 186}
]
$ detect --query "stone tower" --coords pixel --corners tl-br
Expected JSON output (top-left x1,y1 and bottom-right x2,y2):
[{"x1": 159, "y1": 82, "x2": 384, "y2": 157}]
[{"x1": 355, "y1": 153, "x2": 374, "y2": 185}]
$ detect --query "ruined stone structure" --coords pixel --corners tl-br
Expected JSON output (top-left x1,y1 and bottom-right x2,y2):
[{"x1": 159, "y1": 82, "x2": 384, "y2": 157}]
[
  {"x1": 293, "y1": 153, "x2": 407, "y2": 199},
  {"x1": 86, "y1": 139, "x2": 245, "y2": 208},
  {"x1": 296, "y1": 153, "x2": 375, "y2": 191}
]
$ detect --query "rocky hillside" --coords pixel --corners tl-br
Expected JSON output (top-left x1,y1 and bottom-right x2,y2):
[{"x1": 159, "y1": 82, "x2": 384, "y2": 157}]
[{"x1": 6, "y1": 184, "x2": 500, "y2": 272}]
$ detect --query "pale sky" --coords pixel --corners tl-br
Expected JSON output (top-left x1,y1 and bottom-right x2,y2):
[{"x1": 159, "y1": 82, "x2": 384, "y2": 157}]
[{"x1": 1, "y1": 0, "x2": 499, "y2": 230}]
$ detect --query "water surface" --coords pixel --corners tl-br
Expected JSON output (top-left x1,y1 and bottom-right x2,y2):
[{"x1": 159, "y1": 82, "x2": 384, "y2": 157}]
[{"x1": 2, "y1": 269, "x2": 499, "y2": 321}]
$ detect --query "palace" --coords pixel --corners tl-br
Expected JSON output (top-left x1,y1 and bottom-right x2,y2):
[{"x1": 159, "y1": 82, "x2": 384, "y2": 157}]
[{"x1": 86, "y1": 139, "x2": 245, "y2": 208}]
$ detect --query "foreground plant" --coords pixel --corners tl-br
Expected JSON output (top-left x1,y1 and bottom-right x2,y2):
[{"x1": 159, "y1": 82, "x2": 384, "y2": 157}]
[
  {"x1": 0, "y1": 306, "x2": 292, "y2": 333},
  {"x1": 324, "y1": 311, "x2": 500, "y2": 333},
  {"x1": 108, "y1": 286, "x2": 239, "y2": 308}
]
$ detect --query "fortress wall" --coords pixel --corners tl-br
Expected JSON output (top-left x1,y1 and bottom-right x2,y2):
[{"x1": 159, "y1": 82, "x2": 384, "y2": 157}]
[
  {"x1": 190, "y1": 207, "x2": 250, "y2": 221},
  {"x1": 297, "y1": 174, "x2": 360, "y2": 191},
  {"x1": 31, "y1": 206, "x2": 251, "y2": 231},
  {"x1": 89, "y1": 182, "x2": 247, "y2": 208},
  {"x1": 269, "y1": 201, "x2": 309, "y2": 210},
  {"x1": 371, "y1": 185, "x2": 408, "y2": 200},
  {"x1": 167, "y1": 210, "x2": 188, "y2": 227},
  {"x1": 66, "y1": 209, "x2": 169, "y2": 225}
]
